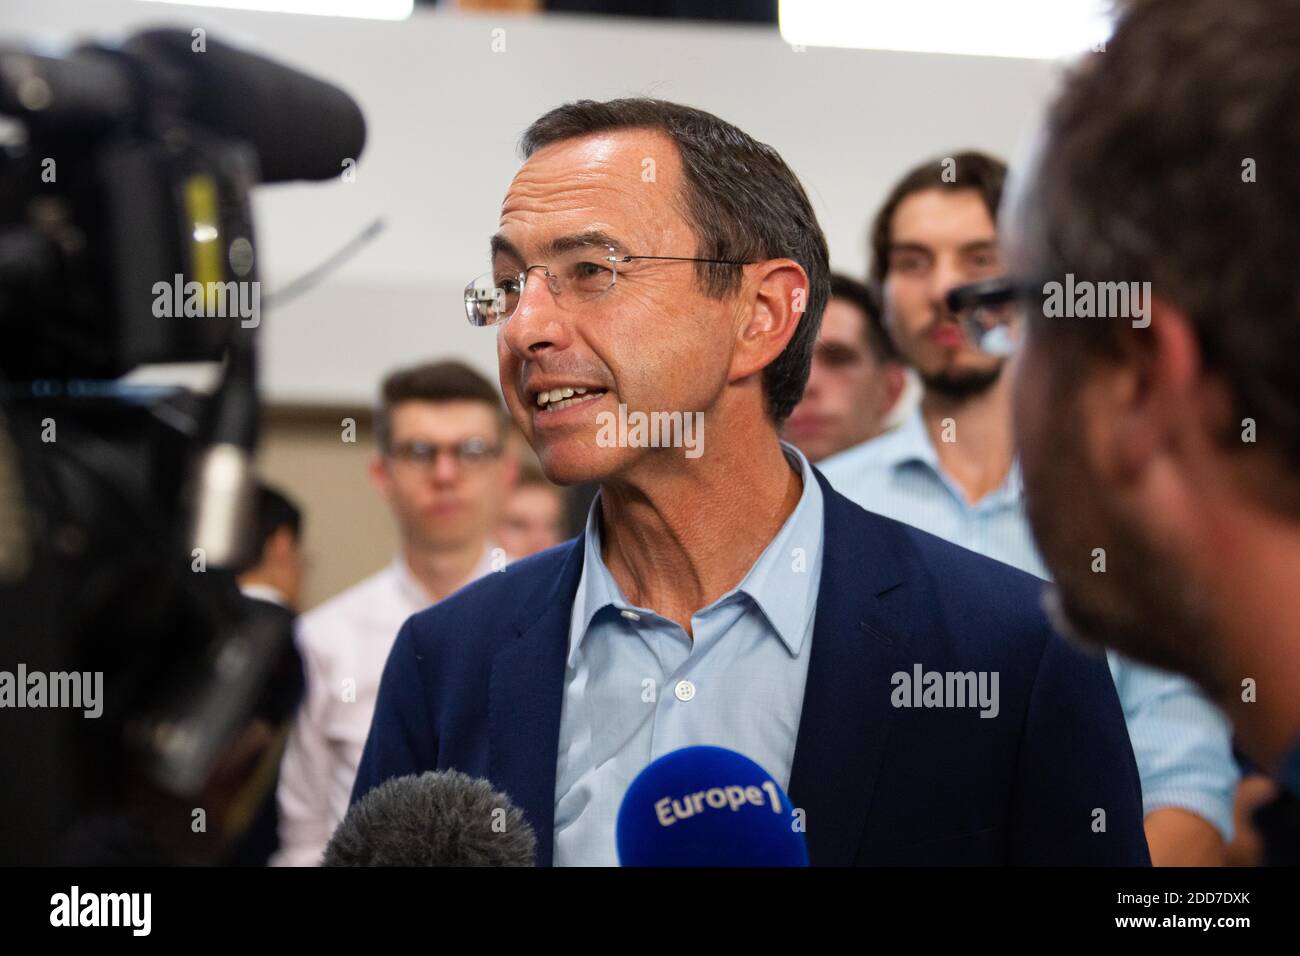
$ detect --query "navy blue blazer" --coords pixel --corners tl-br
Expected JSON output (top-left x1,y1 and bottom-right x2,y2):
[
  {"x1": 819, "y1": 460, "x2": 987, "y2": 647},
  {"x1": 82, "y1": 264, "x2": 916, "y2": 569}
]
[{"x1": 351, "y1": 468, "x2": 1150, "y2": 866}]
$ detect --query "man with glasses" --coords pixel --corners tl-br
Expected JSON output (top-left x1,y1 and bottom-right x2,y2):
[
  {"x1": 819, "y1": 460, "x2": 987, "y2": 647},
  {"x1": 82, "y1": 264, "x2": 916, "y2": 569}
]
[
  {"x1": 1004, "y1": 0, "x2": 1300, "y2": 864},
  {"x1": 351, "y1": 99, "x2": 1149, "y2": 866},
  {"x1": 272, "y1": 360, "x2": 514, "y2": 866},
  {"x1": 819, "y1": 152, "x2": 1238, "y2": 865}
]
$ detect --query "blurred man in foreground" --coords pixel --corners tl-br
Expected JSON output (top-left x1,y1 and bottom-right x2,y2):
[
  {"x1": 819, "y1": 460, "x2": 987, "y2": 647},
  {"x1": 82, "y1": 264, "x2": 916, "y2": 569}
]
[{"x1": 1003, "y1": 0, "x2": 1300, "y2": 862}]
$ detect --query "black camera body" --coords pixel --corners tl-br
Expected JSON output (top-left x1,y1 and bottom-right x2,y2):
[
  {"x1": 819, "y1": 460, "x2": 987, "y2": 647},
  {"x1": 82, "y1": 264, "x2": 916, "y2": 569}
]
[
  {"x1": 0, "y1": 29, "x2": 363, "y2": 863},
  {"x1": 0, "y1": 38, "x2": 264, "y2": 380}
]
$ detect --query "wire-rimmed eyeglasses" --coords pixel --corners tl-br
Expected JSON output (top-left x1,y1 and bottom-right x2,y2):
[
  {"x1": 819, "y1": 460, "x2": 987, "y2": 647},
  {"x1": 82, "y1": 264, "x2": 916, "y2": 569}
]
[{"x1": 464, "y1": 245, "x2": 752, "y2": 327}]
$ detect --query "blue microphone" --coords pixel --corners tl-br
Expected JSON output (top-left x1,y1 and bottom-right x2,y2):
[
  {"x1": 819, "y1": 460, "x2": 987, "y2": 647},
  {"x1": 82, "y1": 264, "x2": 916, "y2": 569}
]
[{"x1": 616, "y1": 746, "x2": 809, "y2": 866}]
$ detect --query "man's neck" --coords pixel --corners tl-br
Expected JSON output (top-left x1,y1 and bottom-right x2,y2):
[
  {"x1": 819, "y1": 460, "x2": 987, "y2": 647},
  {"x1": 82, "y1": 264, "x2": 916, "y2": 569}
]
[
  {"x1": 919, "y1": 372, "x2": 1017, "y2": 505},
  {"x1": 598, "y1": 427, "x2": 802, "y2": 638},
  {"x1": 237, "y1": 573, "x2": 289, "y2": 608},
  {"x1": 1203, "y1": 506, "x2": 1300, "y2": 776},
  {"x1": 401, "y1": 536, "x2": 488, "y2": 604}
]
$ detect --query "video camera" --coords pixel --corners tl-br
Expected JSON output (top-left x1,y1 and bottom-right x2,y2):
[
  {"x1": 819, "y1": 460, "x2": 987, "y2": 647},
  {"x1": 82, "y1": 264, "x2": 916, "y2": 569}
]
[{"x1": 0, "y1": 27, "x2": 364, "y2": 863}]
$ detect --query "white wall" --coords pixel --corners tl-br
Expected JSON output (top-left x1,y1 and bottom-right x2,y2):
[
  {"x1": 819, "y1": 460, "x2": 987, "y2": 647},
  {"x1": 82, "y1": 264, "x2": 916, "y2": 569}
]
[{"x1": 2, "y1": 0, "x2": 1060, "y2": 404}]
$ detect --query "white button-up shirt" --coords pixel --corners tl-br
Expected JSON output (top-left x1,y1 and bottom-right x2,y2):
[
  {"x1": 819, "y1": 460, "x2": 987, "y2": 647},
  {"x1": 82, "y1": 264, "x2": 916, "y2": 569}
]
[{"x1": 271, "y1": 550, "x2": 496, "y2": 866}]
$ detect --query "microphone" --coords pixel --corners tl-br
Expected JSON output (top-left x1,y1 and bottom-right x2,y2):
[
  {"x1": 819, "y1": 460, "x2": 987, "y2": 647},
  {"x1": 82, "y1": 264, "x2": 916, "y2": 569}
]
[
  {"x1": 323, "y1": 772, "x2": 537, "y2": 866},
  {"x1": 0, "y1": 30, "x2": 366, "y2": 184},
  {"x1": 616, "y1": 746, "x2": 809, "y2": 867},
  {"x1": 124, "y1": 29, "x2": 366, "y2": 183}
]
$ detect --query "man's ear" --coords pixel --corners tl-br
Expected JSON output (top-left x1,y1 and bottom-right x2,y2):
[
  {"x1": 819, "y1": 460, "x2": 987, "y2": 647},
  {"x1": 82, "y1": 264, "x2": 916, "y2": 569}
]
[
  {"x1": 881, "y1": 360, "x2": 908, "y2": 417},
  {"x1": 367, "y1": 452, "x2": 393, "y2": 501},
  {"x1": 730, "y1": 259, "x2": 809, "y2": 384},
  {"x1": 1090, "y1": 295, "x2": 1203, "y2": 481},
  {"x1": 265, "y1": 525, "x2": 295, "y2": 562}
]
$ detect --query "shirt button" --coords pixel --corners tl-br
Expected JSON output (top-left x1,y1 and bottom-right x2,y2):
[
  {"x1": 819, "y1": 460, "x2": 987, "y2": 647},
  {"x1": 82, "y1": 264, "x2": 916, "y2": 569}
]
[
  {"x1": 620, "y1": 610, "x2": 641, "y2": 622},
  {"x1": 674, "y1": 679, "x2": 696, "y2": 702}
]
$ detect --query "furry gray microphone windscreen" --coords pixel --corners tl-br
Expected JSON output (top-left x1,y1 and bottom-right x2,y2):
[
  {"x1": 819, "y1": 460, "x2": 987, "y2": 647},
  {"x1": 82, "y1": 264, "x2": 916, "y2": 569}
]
[{"x1": 322, "y1": 771, "x2": 536, "y2": 866}]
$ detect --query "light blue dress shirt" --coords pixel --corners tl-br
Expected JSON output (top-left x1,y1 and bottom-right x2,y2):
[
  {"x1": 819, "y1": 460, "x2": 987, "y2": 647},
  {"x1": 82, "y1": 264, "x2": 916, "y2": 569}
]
[
  {"x1": 819, "y1": 408, "x2": 1239, "y2": 839},
  {"x1": 553, "y1": 442, "x2": 824, "y2": 866}
]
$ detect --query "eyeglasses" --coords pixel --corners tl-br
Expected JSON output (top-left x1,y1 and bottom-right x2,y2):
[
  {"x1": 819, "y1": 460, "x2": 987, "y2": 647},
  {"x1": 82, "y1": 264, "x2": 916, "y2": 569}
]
[
  {"x1": 464, "y1": 244, "x2": 753, "y2": 327},
  {"x1": 387, "y1": 437, "x2": 502, "y2": 469},
  {"x1": 944, "y1": 277, "x2": 1041, "y2": 356}
]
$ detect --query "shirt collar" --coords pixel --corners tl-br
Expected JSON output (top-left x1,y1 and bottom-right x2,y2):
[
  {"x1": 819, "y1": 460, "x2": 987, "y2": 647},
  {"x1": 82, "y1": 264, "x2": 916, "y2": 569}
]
[
  {"x1": 874, "y1": 405, "x2": 940, "y2": 470},
  {"x1": 390, "y1": 543, "x2": 498, "y2": 609},
  {"x1": 391, "y1": 556, "x2": 434, "y2": 609},
  {"x1": 568, "y1": 441, "x2": 824, "y2": 667},
  {"x1": 880, "y1": 406, "x2": 1025, "y2": 504},
  {"x1": 239, "y1": 582, "x2": 290, "y2": 609}
]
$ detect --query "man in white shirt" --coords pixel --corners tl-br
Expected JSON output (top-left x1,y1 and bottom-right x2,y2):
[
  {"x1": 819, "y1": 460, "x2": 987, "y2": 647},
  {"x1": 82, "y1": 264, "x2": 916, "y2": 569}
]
[{"x1": 271, "y1": 360, "x2": 515, "y2": 866}]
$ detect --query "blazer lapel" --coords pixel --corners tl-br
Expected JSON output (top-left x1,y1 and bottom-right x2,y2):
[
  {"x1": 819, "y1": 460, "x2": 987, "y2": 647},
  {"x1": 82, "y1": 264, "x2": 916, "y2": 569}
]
[
  {"x1": 787, "y1": 468, "x2": 912, "y2": 865},
  {"x1": 488, "y1": 541, "x2": 585, "y2": 867}
]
